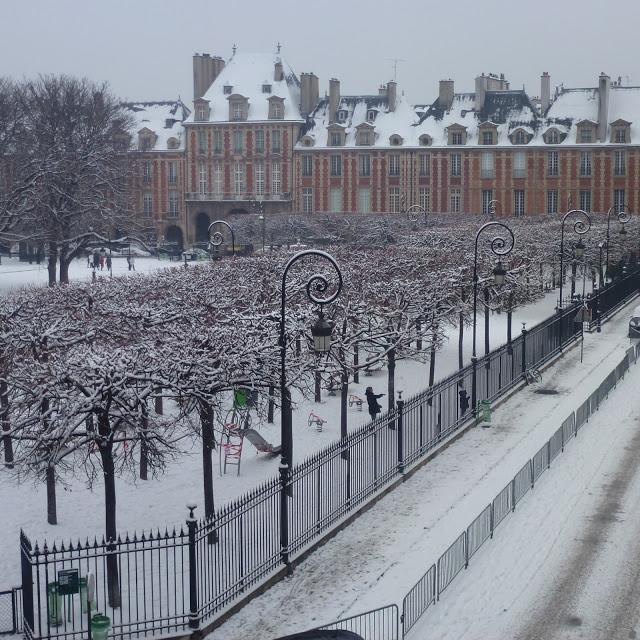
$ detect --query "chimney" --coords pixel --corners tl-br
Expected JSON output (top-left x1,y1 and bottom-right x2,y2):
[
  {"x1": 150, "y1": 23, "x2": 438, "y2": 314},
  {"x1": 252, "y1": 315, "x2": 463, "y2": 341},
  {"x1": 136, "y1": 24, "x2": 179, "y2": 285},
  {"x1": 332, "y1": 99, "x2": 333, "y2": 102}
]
[
  {"x1": 193, "y1": 53, "x2": 225, "y2": 100},
  {"x1": 310, "y1": 73, "x2": 319, "y2": 112},
  {"x1": 329, "y1": 78, "x2": 340, "y2": 124},
  {"x1": 300, "y1": 73, "x2": 319, "y2": 115},
  {"x1": 378, "y1": 84, "x2": 387, "y2": 96},
  {"x1": 387, "y1": 80, "x2": 397, "y2": 112},
  {"x1": 598, "y1": 72, "x2": 611, "y2": 142},
  {"x1": 274, "y1": 60, "x2": 284, "y2": 82},
  {"x1": 540, "y1": 72, "x2": 551, "y2": 114},
  {"x1": 475, "y1": 73, "x2": 488, "y2": 111},
  {"x1": 438, "y1": 79, "x2": 454, "y2": 109}
]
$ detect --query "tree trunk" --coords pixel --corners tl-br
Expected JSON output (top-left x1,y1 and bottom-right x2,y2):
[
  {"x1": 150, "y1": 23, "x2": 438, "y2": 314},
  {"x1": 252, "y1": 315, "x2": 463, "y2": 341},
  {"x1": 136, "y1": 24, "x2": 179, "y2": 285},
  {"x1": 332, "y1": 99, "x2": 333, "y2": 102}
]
[
  {"x1": 99, "y1": 438, "x2": 121, "y2": 608},
  {"x1": 154, "y1": 393, "x2": 163, "y2": 415},
  {"x1": 458, "y1": 288, "x2": 465, "y2": 370},
  {"x1": 139, "y1": 403, "x2": 148, "y2": 481},
  {"x1": 484, "y1": 287, "x2": 490, "y2": 356},
  {"x1": 416, "y1": 318, "x2": 422, "y2": 351},
  {"x1": 340, "y1": 370, "x2": 348, "y2": 441},
  {"x1": 46, "y1": 463, "x2": 57, "y2": 525},
  {"x1": 59, "y1": 253, "x2": 71, "y2": 285},
  {"x1": 571, "y1": 260, "x2": 577, "y2": 298},
  {"x1": 0, "y1": 366, "x2": 13, "y2": 467},
  {"x1": 47, "y1": 243, "x2": 57, "y2": 287},
  {"x1": 199, "y1": 402, "x2": 216, "y2": 536},
  {"x1": 267, "y1": 385, "x2": 274, "y2": 423},
  {"x1": 353, "y1": 342, "x2": 359, "y2": 384},
  {"x1": 387, "y1": 348, "x2": 395, "y2": 413},
  {"x1": 429, "y1": 341, "x2": 436, "y2": 389},
  {"x1": 507, "y1": 310, "x2": 513, "y2": 346},
  {"x1": 314, "y1": 370, "x2": 321, "y2": 403}
]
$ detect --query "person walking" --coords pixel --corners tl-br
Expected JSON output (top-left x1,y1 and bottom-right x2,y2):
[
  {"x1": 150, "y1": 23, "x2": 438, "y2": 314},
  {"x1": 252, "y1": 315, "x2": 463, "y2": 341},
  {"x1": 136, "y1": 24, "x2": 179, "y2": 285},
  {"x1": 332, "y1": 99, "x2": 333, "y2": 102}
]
[
  {"x1": 458, "y1": 382, "x2": 470, "y2": 416},
  {"x1": 106, "y1": 255, "x2": 112, "y2": 273},
  {"x1": 365, "y1": 386, "x2": 384, "y2": 421},
  {"x1": 99, "y1": 248, "x2": 106, "y2": 270},
  {"x1": 92, "y1": 250, "x2": 100, "y2": 270},
  {"x1": 128, "y1": 254, "x2": 136, "y2": 271}
]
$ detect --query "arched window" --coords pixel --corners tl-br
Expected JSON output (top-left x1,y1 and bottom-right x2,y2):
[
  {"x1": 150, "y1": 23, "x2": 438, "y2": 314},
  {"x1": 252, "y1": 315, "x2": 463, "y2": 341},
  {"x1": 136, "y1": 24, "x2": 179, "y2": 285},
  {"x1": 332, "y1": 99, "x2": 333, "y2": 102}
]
[
  {"x1": 418, "y1": 134, "x2": 432, "y2": 147},
  {"x1": 390, "y1": 135, "x2": 403, "y2": 146}
]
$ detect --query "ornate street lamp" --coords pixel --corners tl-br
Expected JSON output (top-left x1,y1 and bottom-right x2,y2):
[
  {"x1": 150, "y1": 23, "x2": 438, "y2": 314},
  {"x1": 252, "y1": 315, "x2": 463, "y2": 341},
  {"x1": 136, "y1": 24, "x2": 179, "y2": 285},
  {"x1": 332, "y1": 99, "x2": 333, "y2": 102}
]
[
  {"x1": 207, "y1": 220, "x2": 235, "y2": 257},
  {"x1": 605, "y1": 204, "x2": 631, "y2": 282},
  {"x1": 279, "y1": 249, "x2": 342, "y2": 571},
  {"x1": 488, "y1": 199, "x2": 500, "y2": 217},
  {"x1": 559, "y1": 209, "x2": 591, "y2": 309},
  {"x1": 406, "y1": 204, "x2": 427, "y2": 224},
  {"x1": 251, "y1": 199, "x2": 266, "y2": 252},
  {"x1": 471, "y1": 221, "x2": 515, "y2": 416}
]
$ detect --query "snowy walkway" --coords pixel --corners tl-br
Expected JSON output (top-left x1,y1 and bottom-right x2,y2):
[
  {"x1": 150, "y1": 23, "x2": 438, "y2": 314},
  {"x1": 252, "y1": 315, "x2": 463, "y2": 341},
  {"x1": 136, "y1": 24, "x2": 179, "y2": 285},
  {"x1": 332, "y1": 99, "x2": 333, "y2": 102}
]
[{"x1": 213, "y1": 299, "x2": 637, "y2": 640}]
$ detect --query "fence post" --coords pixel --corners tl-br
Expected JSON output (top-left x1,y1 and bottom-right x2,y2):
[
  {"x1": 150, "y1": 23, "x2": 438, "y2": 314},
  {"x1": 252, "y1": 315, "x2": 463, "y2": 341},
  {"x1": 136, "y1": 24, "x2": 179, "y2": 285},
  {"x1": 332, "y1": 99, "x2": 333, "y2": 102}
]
[
  {"x1": 20, "y1": 531, "x2": 34, "y2": 635},
  {"x1": 186, "y1": 505, "x2": 200, "y2": 630},
  {"x1": 521, "y1": 324, "x2": 527, "y2": 376},
  {"x1": 547, "y1": 440, "x2": 551, "y2": 469},
  {"x1": 397, "y1": 393, "x2": 405, "y2": 475},
  {"x1": 471, "y1": 356, "x2": 478, "y2": 418},
  {"x1": 511, "y1": 478, "x2": 516, "y2": 511},
  {"x1": 489, "y1": 501, "x2": 495, "y2": 539}
]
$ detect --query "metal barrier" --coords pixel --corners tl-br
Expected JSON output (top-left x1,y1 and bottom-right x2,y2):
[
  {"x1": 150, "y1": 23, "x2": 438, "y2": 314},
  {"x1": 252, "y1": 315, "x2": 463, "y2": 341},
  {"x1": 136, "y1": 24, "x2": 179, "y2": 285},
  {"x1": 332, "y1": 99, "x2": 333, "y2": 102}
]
[
  {"x1": 466, "y1": 505, "x2": 492, "y2": 563},
  {"x1": 318, "y1": 604, "x2": 400, "y2": 640},
  {"x1": 401, "y1": 566, "x2": 435, "y2": 636},
  {"x1": 436, "y1": 532, "x2": 466, "y2": 598},
  {"x1": 0, "y1": 587, "x2": 21, "y2": 636}
]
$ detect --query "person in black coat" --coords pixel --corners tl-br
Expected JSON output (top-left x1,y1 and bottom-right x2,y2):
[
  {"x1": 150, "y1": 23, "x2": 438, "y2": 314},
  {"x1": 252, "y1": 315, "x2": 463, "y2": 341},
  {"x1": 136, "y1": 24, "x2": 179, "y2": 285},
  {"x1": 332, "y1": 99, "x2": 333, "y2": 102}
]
[
  {"x1": 365, "y1": 386, "x2": 384, "y2": 421},
  {"x1": 458, "y1": 383, "x2": 470, "y2": 415}
]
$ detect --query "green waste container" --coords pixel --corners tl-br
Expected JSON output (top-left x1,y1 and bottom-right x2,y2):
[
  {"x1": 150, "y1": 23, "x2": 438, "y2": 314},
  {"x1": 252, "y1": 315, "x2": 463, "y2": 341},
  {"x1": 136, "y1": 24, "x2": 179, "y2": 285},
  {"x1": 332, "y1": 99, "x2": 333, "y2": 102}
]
[
  {"x1": 479, "y1": 399, "x2": 492, "y2": 426},
  {"x1": 47, "y1": 582, "x2": 62, "y2": 626},
  {"x1": 91, "y1": 614, "x2": 111, "y2": 640}
]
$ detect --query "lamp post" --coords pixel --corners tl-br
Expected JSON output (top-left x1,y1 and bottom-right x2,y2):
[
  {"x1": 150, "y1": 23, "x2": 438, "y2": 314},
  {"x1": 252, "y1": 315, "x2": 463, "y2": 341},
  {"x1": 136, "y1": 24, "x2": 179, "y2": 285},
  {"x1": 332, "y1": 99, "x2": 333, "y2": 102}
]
[
  {"x1": 251, "y1": 199, "x2": 266, "y2": 252},
  {"x1": 598, "y1": 241, "x2": 606, "y2": 289},
  {"x1": 108, "y1": 231, "x2": 113, "y2": 279},
  {"x1": 471, "y1": 221, "x2": 515, "y2": 417},
  {"x1": 488, "y1": 199, "x2": 500, "y2": 218},
  {"x1": 605, "y1": 204, "x2": 631, "y2": 282},
  {"x1": 279, "y1": 249, "x2": 342, "y2": 571},
  {"x1": 559, "y1": 209, "x2": 591, "y2": 309},
  {"x1": 207, "y1": 220, "x2": 235, "y2": 258}
]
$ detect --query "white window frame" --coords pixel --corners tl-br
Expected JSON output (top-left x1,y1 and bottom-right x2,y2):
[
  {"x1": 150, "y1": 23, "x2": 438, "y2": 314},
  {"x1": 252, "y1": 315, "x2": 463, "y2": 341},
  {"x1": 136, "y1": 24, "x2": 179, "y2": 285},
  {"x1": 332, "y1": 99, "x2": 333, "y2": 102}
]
[
  {"x1": 450, "y1": 153, "x2": 462, "y2": 177},
  {"x1": 233, "y1": 130, "x2": 243, "y2": 154},
  {"x1": 614, "y1": 150, "x2": 626, "y2": 176},
  {"x1": 546, "y1": 189, "x2": 558, "y2": 214},
  {"x1": 481, "y1": 152, "x2": 494, "y2": 179},
  {"x1": 213, "y1": 161, "x2": 224, "y2": 195},
  {"x1": 302, "y1": 155, "x2": 313, "y2": 177},
  {"x1": 579, "y1": 189, "x2": 591, "y2": 212},
  {"x1": 614, "y1": 189, "x2": 626, "y2": 211},
  {"x1": 255, "y1": 129, "x2": 264, "y2": 154},
  {"x1": 330, "y1": 187, "x2": 342, "y2": 212},
  {"x1": 255, "y1": 161, "x2": 264, "y2": 196},
  {"x1": 234, "y1": 162, "x2": 244, "y2": 195},
  {"x1": 419, "y1": 153, "x2": 430, "y2": 176},
  {"x1": 271, "y1": 130, "x2": 281, "y2": 153},
  {"x1": 514, "y1": 189, "x2": 525, "y2": 216},
  {"x1": 513, "y1": 152, "x2": 526, "y2": 178},
  {"x1": 143, "y1": 192, "x2": 153, "y2": 216},
  {"x1": 359, "y1": 154, "x2": 371, "y2": 177},
  {"x1": 232, "y1": 102, "x2": 243, "y2": 120},
  {"x1": 481, "y1": 189, "x2": 493, "y2": 215},
  {"x1": 302, "y1": 187, "x2": 313, "y2": 213},
  {"x1": 330, "y1": 155, "x2": 342, "y2": 177},
  {"x1": 389, "y1": 187, "x2": 401, "y2": 213},
  {"x1": 168, "y1": 190, "x2": 179, "y2": 217},
  {"x1": 271, "y1": 161, "x2": 281, "y2": 195},
  {"x1": 357, "y1": 187, "x2": 371, "y2": 213},
  {"x1": 482, "y1": 130, "x2": 494, "y2": 145},
  {"x1": 449, "y1": 188, "x2": 461, "y2": 213},
  {"x1": 198, "y1": 162, "x2": 207, "y2": 195},
  {"x1": 580, "y1": 151, "x2": 592, "y2": 177},
  {"x1": 418, "y1": 187, "x2": 430, "y2": 212},
  {"x1": 213, "y1": 129, "x2": 222, "y2": 154},
  {"x1": 547, "y1": 151, "x2": 559, "y2": 176},
  {"x1": 143, "y1": 161, "x2": 152, "y2": 183}
]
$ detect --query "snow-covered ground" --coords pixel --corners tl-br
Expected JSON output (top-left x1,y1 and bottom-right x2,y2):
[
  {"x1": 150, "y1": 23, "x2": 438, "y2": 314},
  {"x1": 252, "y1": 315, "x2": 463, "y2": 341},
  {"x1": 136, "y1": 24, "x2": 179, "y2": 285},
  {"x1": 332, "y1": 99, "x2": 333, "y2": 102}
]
[
  {"x1": 211, "y1": 297, "x2": 637, "y2": 640},
  {"x1": 0, "y1": 258, "x2": 599, "y2": 592}
]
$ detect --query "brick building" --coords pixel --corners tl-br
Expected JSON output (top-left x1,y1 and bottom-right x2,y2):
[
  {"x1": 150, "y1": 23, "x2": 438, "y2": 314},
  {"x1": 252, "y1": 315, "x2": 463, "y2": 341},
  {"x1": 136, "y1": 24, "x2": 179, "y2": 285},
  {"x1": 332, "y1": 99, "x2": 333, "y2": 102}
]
[{"x1": 128, "y1": 53, "x2": 640, "y2": 248}]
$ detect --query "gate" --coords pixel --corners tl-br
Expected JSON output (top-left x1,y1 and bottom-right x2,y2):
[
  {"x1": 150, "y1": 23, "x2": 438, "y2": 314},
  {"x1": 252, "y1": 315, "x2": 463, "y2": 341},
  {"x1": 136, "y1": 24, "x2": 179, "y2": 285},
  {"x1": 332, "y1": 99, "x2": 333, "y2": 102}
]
[{"x1": 0, "y1": 588, "x2": 21, "y2": 635}]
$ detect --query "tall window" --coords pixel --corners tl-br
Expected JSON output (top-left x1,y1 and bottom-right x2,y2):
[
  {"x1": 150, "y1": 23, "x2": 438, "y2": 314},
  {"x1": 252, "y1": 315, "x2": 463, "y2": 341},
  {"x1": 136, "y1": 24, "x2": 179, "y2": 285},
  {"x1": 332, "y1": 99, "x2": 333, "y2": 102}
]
[
  {"x1": 580, "y1": 190, "x2": 591, "y2": 212},
  {"x1": 547, "y1": 151, "x2": 559, "y2": 176},
  {"x1": 419, "y1": 187, "x2": 430, "y2": 212},
  {"x1": 482, "y1": 189, "x2": 493, "y2": 215},
  {"x1": 450, "y1": 131, "x2": 463, "y2": 145},
  {"x1": 255, "y1": 161, "x2": 264, "y2": 195},
  {"x1": 232, "y1": 102, "x2": 243, "y2": 120},
  {"x1": 481, "y1": 152, "x2": 494, "y2": 179},
  {"x1": 579, "y1": 127, "x2": 593, "y2": 143},
  {"x1": 579, "y1": 151, "x2": 592, "y2": 176},
  {"x1": 213, "y1": 161, "x2": 223, "y2": 194},
  {"x1": 302, "y1": 187, "x2": 313, "y2": 213},
  {"x1": 358, "y1": 188, "x2": 371, "y2": 213},
  {"x1": 167, "y1": 161, "x2": 177, "y2": 184},
  {"x1": 615, "y1": 128, "x2": 627, "y2": 143},
  {"x1": 271, "y1": 130, "x2": 281, "y2": 153},
  {"x1": 514, "y1": 130, "x2": 527, "y2": 145},
  {"x1": 143, "y1": 161, "x2": 152, "y2": 183},
  {"x1": 419, "y1": 153, "x2": 430, "y2": 177},
  {"x1": 255, "y1": 129, "x2": 264, "y2": 154},
  {"x1": 513, "y1": 152, "x2": 526, "y2": 178},
  {"x1": 514, "y1": 190, "x2": 525, "y2": 216},
  {"x1": 272, "y1": 102, "x2": 282, "y2": 119},
  {"x1": 213, "y1": 130, "x2": 223, "y2": 154},
  {"x1": 198, "y1": 161, "x2": 207, "y2": 195},
  {"x1": 614, "y1": 150, "x2": 626, "y2": 176},
  {"x1": 449, "y1": 188, "x2": 461, "y2": 213},
  {"x1": 233, "y1": 130, "x2": 243, "y2": 154},
  {"x1": 234, "y1": 162, "x2": 244, "y2": 195},
  {"x1": 330, "y1": 155, "x2": 342, "y2": 177},
  {"x1": 389, "y1": 187, "x2": 401, "y2": 213},
  {"x1": 168, "y1": 190, "x2": 179, "y2": 217},
  {"x1": 547, "y1": 190, "x2": 558, "y2": 214},
  {"x1": 196, "y1": 104, "x2": 208, "y2": 121},
  {"x1": 450, "y1": 153, "x2": 462, "y2": 177},
  {"x1": 389, "y1": 154, "x2": 400, "y2": 176},
  {"x1": 614, "y1": 189, "x2": 626, "y2": 211},
  {"x1": 143, "y1": 193, "x2": 152, "y2": 216},
  {"x1": 482, "y1": 130, "x2": 494, "y2": 145},
  {"x1": 330, "y1": 187, "x2": 342, "y2": 212},
  {"x1": 546, "y1": 129, "x2": 559, "y2": 144},
  {"x1": 271, "y1": 162, "x2": 281, "y2": 194},
  {"x1": 330, "y1": 132, "x2": 342, "y2": 146},
  {"x1": 359, "y1": 154, "x2": 371, "y2": 177},
  {"x1": 198, "y1": 130, "x2": 207, "y2": 154},
  {"x1": 302, "y1": 155, "x2": 313, "y2": 177}
]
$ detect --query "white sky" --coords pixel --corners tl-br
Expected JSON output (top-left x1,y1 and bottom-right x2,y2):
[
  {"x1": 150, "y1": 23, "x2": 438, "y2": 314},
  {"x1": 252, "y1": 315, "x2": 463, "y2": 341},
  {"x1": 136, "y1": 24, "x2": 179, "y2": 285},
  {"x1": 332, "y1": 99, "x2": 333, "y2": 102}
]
[{"x1": 2, "y1": 0, "x2": 640, "y2": 106}]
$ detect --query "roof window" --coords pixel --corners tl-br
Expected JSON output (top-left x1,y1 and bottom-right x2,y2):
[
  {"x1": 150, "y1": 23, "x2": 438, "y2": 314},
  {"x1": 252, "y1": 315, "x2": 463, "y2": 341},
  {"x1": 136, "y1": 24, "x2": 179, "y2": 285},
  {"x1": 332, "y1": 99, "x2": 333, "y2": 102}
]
[
  {"x1": 367, "y1": 109, "x2": 377, "y2": 122},
  {"x1": 223, "y1": 85, "x2": 233, "y2": 95},
  {"x1": 262, "y1": 84, "x2": 272, "y2": 94},
  {"x1": 390, "y1": 135, "x2": 403, "y2": 146},
  {"x1": 337, "y1": 109, "x2": 348, "y2": 123}
]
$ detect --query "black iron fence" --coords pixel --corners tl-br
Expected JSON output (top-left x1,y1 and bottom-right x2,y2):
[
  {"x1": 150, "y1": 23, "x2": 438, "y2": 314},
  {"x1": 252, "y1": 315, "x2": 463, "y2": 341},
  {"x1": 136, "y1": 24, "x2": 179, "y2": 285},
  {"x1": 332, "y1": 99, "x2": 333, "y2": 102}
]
[
  {"x1": 18, "y1": 273, "x2": 639, "y2": 640},
  {"x1": 0, "y1": 587, "x2": 22, "y2": 636},
  {"x1": 318, "y1": 604, "x2": 400, "y2": 640},
  {"x1": 589, "y1": 268, "x2": 640, "y2": 330}
]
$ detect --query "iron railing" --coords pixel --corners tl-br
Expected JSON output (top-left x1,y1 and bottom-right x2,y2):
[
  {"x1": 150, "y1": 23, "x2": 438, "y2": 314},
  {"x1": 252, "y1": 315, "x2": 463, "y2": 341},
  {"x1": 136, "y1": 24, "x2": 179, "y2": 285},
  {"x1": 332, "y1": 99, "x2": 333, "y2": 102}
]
[{"x1": 0, "y1": 587, "x2": 22, "y2": 635}]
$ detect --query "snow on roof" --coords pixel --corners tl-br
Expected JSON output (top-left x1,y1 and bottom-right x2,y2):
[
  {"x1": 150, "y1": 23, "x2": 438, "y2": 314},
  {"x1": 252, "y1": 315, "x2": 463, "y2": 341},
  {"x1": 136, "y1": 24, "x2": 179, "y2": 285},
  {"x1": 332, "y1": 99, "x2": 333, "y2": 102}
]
[
  {"x1": 124, "y1": 100, "x2": 189, "y2": 151},
  {"x1": 190, "y1": 52, "x2": 303, "y2": 123}
]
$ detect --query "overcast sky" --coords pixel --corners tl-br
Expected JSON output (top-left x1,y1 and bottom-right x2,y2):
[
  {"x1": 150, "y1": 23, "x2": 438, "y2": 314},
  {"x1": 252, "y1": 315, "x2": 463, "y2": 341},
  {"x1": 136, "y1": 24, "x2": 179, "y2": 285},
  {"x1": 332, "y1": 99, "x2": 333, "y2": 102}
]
[{"x1": 2, "y1": 0, "x2": 639, "y2": 106}]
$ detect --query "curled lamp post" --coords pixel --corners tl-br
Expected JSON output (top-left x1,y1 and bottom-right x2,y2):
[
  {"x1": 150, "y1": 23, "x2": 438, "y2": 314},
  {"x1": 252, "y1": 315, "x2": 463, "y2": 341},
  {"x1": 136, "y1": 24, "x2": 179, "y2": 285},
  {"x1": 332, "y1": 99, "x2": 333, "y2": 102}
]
[
  {"x1": 488, "y1": 199, "x2": 500, "y2": 217},
  {"x1": 207, "y1": 220, "x2": 235, "y2": 257},
  {"x1": 471, "y1": 221, "x2": 515, "y2": 417},
  {"x1": 605, "y1": 204, "x2": 630, "y2": 282},
  {"x1": 406, "y1": 204, "x2": 427, "y2": 224},
  {"x1": 559, "y1": 209, "x2": 591, "y2": 309},
  {"x1": 279, "y1": 249, "x2": 342, "y2": 571}
]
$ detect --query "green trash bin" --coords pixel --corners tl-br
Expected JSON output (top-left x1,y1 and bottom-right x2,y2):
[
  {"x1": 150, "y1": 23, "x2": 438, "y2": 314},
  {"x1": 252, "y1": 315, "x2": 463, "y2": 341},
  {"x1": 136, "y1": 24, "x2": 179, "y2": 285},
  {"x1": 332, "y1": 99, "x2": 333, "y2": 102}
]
[
  {"x1": 47, "y1": 582, "x2": 62, "y2": 626},
  {"x1": 91, "y1": 614, "x2": 111, "y2": 640},
  {"x1": 479, "y1": 399, "x2": 492, "y2": 426}
]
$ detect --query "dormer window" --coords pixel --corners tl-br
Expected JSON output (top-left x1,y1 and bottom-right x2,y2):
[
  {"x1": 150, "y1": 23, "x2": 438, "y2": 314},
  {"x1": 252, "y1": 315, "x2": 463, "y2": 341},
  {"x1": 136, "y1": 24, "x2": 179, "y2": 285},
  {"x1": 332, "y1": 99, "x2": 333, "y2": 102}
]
[
  {"x1": 167, "y1": 137, "x2": 179, "y2": 150},
  {"x1": 418, "y1": 134, "x2": 432, "y2": 147},
  {"x1": 447, "y1": 125, "x2": 467, "y2": 145},
  {"x1": 358, "y1": 131, "x2": 371, "y2": 146},
  {"x1": 232, "y1": 103, "x2": 242, "y2": 120},
  {"x1": 268, "y1": 96, "x2": 285, "y2": 120},
  {"x1": 610, "y1": 120, "x2": 631, "y2": 143},
  {"x1": 482, "y1": 131, "x2": 495, "y2": 145},
  {"x1": 390, "y1": 135, "x2": 403, "y2": 146},
  {"x1": 223, "y1": 85, "x2": 233, "y2": 95},
  {"x1": 262, "y1": 84, "x2": 272, "y2": 94},
  {"x1": 272, "y1": 103, "x2": 282, "y2": 118},
  {"x1": 544, "y1": 128, "x2": 560, "y2": 144},
  {"x1": 337, "y1": 109, "x2": 348, "y2": 123},
  {"x1": 228, "y1": 95, "x2": 249, "y2": 122},
  {"x1": 330, "y1": 132, "x2": 343, "y2": 146},
  {"x1": 576, "y1": 122, "x2": 596, "y2": 144},
  {"x1": 195, "y1": 102, "x2": 209, "y2": 122},
  {"x1": 367, "y1": 109, "x2": 377, "y2": 122},
  {"x1": 301, "y1": 135, "x2": 315, "y2": 147},
  {"x1": 138, "y1": 130, "x2": 157, "y2": 151},
  {"x1": 510, "y1": 128, "x2": 531, "y2": 145},
  {"x1": 615, "y1": 129, "x2": 626, "y2": 143}
]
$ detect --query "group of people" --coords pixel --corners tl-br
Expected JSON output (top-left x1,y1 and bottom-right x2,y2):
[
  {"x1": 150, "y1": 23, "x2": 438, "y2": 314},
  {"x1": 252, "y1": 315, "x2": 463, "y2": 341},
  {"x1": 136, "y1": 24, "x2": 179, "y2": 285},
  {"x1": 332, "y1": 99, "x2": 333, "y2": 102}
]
[{"x1": 88, "y1": 248, "x2": 111, "y2": 272}]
